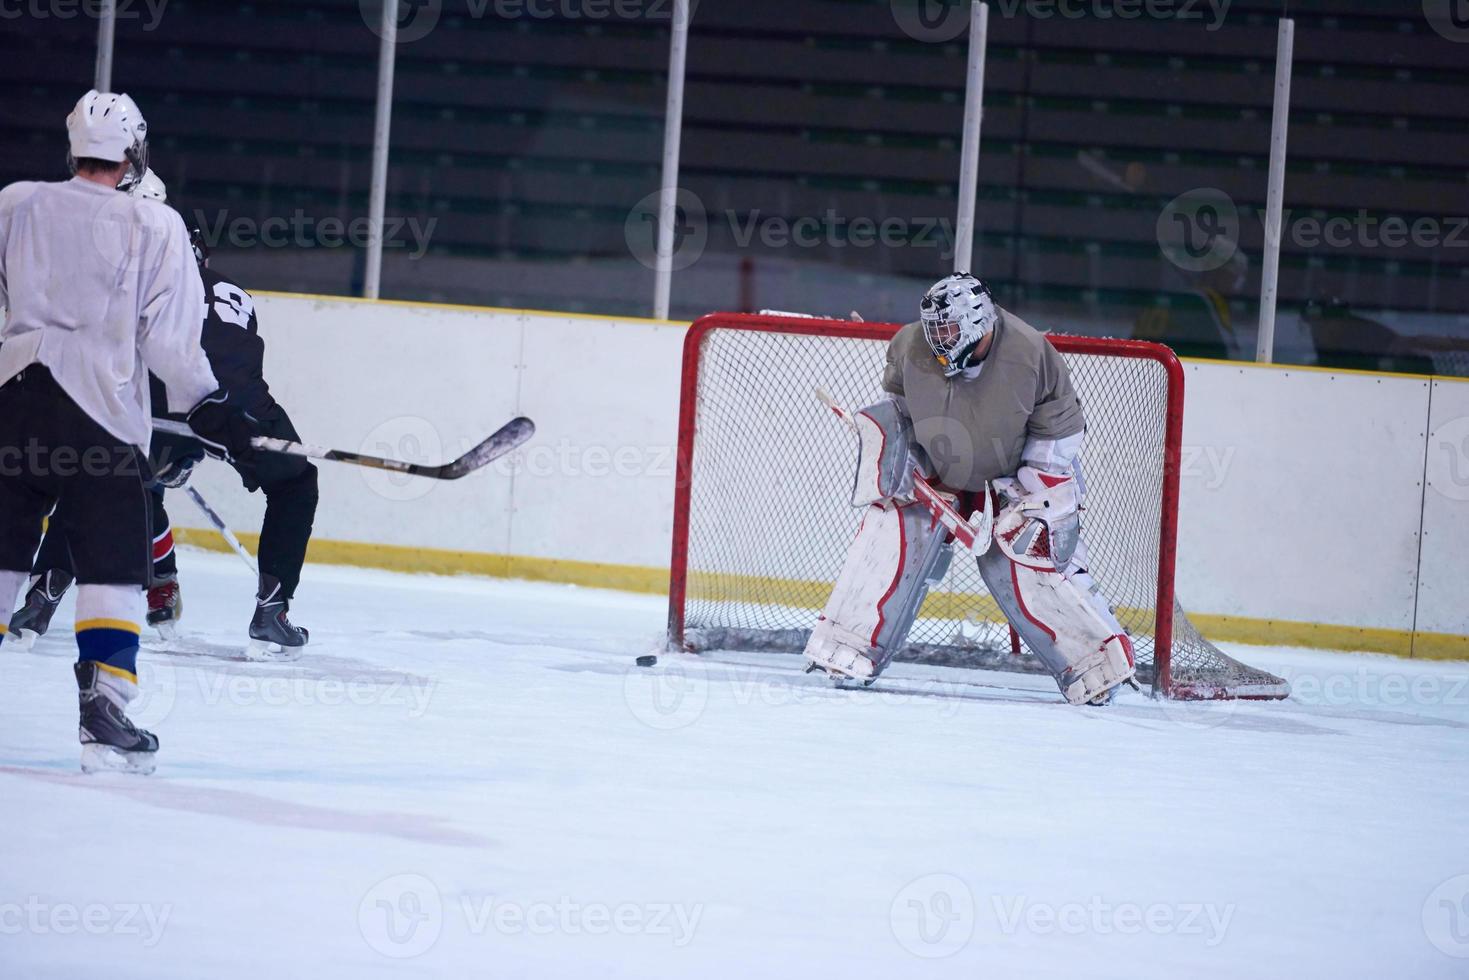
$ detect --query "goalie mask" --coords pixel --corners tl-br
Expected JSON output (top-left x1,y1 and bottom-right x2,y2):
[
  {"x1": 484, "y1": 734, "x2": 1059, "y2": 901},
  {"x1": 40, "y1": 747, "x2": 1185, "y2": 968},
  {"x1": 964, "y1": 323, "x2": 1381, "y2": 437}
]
[
  {"x1": 920, "y1": 273, "x2": 997, "y2": 377},
  {"x1": 66, "y1": 89, "x2": 149, "y2": 193}
]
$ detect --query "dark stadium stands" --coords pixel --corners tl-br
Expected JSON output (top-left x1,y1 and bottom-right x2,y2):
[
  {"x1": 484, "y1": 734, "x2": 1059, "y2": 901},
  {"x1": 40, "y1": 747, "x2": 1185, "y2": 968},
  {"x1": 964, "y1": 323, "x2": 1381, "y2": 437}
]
[{"x1": 1, "y1": 0, "x2": 1465, "y2": 371}]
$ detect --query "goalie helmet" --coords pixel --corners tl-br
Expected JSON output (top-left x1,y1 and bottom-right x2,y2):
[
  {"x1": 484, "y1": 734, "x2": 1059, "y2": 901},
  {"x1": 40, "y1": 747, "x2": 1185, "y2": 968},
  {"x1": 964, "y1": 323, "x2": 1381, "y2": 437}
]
[
  {"x1": 66, "y1": 89, "x2": 149, "y2": 193},
  {"x1": 920, "y1": 273, "x2": 998, "y2": 377}
]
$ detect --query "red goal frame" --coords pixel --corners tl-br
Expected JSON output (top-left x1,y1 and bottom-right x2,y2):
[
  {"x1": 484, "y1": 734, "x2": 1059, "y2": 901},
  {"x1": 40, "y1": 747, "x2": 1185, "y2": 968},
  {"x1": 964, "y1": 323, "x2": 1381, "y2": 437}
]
[{"x1": 666, "y1": 312, "x2": 1198, "y2": 698}]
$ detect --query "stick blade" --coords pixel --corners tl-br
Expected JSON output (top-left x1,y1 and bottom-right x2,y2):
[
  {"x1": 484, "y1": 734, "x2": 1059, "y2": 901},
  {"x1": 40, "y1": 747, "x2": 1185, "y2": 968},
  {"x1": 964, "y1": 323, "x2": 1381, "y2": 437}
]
[{"x1": 439, "y1": 416, "x2": 536, "y2": 479}]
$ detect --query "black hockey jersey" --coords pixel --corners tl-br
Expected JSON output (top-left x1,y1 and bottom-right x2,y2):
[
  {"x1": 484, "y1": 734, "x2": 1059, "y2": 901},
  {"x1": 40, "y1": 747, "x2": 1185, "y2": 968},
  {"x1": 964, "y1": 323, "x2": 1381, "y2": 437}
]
[
  {"x1": 194, "y1": 267, "x2": 271, "y2": 409},
  {"x1": 152, "y1": 267, "x2": 271, "y2": 416}
]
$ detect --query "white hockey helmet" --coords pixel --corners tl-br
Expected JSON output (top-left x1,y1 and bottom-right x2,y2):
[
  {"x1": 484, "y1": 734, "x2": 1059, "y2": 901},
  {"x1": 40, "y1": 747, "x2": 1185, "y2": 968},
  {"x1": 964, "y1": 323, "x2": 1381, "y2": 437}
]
[
  {"x1": 920, "y1": 272, "x2": 998, "y2": 376},
  {"x1": 129, "y1": 167, "x2": 167, "y2": 203},
  {"x1": 66, "y1": 89, "x2": 149, "y2": 192}
]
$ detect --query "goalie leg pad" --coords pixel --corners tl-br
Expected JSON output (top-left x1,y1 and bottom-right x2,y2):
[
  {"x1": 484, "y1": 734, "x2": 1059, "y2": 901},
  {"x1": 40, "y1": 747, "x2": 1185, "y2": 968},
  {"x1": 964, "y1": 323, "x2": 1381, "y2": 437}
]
[
  {"x1": 975, "y1": 542, "x2": 1135, "y2": 705},
  {"x1": 804, "y1": 501, "x2": 951, "y2": 680}
]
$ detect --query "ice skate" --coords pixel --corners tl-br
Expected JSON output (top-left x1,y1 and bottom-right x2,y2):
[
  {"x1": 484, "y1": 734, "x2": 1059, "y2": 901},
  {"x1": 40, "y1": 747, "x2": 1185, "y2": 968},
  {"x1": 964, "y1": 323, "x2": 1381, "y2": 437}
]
[
  {"x1": 147, "y1": 574, "x2": 182, "y2": 641},
  {"x1": 247, "y1": 573, "x2": 308, "y2": 662},
  {"x1": 6, "y1": 569, "x2": 74, "y2": 652},
  {"x1": 75, "y1": 662, "x2": 159, "y2": 775}
]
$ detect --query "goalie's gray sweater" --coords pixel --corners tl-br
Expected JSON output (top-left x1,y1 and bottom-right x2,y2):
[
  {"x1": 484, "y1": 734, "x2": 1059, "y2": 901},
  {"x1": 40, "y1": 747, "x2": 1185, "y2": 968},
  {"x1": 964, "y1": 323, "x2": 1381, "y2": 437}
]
[{"x1": 882, "y1": 307, "x2": 1085, "y2": 491}]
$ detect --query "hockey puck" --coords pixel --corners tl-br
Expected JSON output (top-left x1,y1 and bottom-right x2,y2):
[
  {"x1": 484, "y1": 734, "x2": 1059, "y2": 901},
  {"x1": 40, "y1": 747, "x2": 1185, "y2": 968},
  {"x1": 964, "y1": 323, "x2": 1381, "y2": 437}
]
[{"x1": 636, "y1": 655, "x2": 658, "y2": 668}]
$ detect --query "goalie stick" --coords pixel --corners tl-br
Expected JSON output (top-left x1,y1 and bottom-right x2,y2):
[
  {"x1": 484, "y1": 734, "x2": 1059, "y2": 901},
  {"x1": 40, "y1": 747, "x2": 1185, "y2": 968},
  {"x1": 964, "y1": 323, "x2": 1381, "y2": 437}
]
[
  {"x1": 153, "y1": 417, "x2": 536, "y2": 481},
  {"x1": 814, "y1": 388, "x2": 993, "y2": 555}
]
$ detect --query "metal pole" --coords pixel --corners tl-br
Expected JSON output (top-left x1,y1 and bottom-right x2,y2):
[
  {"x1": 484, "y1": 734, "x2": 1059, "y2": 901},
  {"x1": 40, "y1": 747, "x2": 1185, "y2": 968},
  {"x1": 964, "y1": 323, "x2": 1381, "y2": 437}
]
[
  {"x1": 94, "y1": 0, "x2": 116, "y2": 91},
  {"x1": 1256, "y1": 17, "x2": 1294, "y2": 364},
  {"x1": 653, "y1": 0, "x2": 691, "y2": 321},
  {"x1": 954, "y1": 1, "x2": 989, "y2": 274},
  {"x1": 364, "y1": 0, "x2": 398, "y2": 300}
]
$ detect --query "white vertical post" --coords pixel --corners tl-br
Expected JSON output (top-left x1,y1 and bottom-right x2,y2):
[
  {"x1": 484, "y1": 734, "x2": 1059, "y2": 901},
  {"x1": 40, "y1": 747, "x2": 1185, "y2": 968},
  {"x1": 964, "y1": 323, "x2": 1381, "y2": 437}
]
[
  {"x1": 653, "y1": 0, "x2": 691, "y2": 321},
  {"x1": 953, "y1": 2, "x2": 989, "y2": 274},
  {"x1": 94, "y1": 0, "x2": 116, "y2": 91},
  {"x1": 1257, "y1": 17, "x2": 1294, "y2": 364},
  {"x1": 364, "y1": 0, "x2": 398, "y2": 300}
]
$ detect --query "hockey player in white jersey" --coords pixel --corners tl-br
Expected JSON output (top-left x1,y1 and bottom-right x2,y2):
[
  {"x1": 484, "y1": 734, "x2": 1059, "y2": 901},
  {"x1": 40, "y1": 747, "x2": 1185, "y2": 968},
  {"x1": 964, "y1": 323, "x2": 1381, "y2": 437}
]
[
  {"x1": 805, "y1": 273, "x2": 1138, "y2": 705},
  {"x1": 0, "y1": 91, "x2": 264, "y2": 772}
]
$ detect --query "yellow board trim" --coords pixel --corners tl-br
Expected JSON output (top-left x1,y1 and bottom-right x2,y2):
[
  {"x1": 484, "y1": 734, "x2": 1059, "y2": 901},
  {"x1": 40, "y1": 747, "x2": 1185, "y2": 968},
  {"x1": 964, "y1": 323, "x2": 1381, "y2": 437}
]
[
  {"x1": 0, "y1": 624, "x2": 8, "y2": 636},
  {"x1": 173, "y1": 528, "x2": 1469, "y2": 663},
  {"x1": 173, "y1": 528, "x2": 669, "y2": 595},
  {"x1": 1179, "y1": 354, "x2": 1463, "y2": 385},
  {"x1": 95, "y1": 661, "x2": 139, "y2": 684},
  {"x1": 75, "y1": 618, "x2": 143, "y2": 636}
]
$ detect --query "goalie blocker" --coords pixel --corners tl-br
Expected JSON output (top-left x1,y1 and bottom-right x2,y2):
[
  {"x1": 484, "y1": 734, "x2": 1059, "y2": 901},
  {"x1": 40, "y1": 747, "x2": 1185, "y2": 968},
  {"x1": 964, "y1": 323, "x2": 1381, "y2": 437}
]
[{"x1": 805, "y1": 398, "x2": 1136, "y2": 705}]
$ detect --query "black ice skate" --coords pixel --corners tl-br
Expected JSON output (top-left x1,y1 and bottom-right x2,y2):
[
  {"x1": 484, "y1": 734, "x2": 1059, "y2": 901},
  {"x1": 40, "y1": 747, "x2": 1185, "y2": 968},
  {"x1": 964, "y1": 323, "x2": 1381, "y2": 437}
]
[
  {"x1": 75, "y1": 661, "x2": 159, "y2": 775},
  {"x1": 7, "y1": 569, "x2": 75, "y2": 652},
  {"x1": 247, "y1": 574, "x2": 308, "y2": 662},
  {"x1": 147, "y1": 574, "x2": 182, "y2": 641}
]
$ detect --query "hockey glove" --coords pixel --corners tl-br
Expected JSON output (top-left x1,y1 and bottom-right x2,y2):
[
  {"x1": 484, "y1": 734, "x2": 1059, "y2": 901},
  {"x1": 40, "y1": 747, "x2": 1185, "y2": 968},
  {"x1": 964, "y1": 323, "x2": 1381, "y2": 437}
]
[{"x1": 187, "y1": 390, "x2": 262, "y2": 464}]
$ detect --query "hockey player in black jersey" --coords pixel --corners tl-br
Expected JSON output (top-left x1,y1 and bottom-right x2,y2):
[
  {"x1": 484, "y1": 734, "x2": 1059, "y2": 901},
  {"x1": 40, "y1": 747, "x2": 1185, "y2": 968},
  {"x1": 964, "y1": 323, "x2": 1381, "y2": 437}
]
[{"x1": 8, "y1": 170, "x2": 318, "y2": 663}]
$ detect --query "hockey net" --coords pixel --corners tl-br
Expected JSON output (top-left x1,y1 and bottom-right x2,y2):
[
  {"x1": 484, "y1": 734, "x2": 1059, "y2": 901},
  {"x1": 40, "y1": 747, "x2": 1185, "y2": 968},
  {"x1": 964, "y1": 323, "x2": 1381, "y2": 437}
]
[{"x1": 667, "y1": 313, "x2": 1289, "y2": 701}]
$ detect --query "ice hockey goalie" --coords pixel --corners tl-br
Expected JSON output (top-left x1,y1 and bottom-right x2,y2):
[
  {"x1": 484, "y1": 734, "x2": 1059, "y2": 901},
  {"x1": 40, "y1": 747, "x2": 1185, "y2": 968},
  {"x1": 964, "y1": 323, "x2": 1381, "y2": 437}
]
[{"x1": 803, "y1": 274, "x2": 1137, "y2": 706}]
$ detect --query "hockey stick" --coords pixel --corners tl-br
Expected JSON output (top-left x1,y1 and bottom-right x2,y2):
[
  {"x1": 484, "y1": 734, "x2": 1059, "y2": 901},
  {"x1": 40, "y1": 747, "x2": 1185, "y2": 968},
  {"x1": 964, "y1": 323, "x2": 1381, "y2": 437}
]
[
  {"x1": 154, "y1": 417, "x2": 535, "y2": 481},
  {"x1": 183, "y1": 486, "x2": 259, "y2": 574},
  {"x1": 814, "y1": 388, "x2": 993, "y2": 555}
]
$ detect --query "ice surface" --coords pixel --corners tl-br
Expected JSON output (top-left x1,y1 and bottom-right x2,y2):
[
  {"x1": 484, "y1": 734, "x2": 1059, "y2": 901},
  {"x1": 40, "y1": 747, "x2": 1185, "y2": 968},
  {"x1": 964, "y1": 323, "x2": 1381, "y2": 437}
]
[{"x1": 4, "y1": 548, "x2": 1468, "y2": 978}]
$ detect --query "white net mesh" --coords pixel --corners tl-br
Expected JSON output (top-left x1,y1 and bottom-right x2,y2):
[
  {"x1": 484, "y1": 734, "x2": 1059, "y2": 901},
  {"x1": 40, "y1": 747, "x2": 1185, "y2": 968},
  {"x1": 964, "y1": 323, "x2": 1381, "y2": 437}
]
[{"x1": 671, "y1": 315, "x2": 1288, "y2": 700}]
